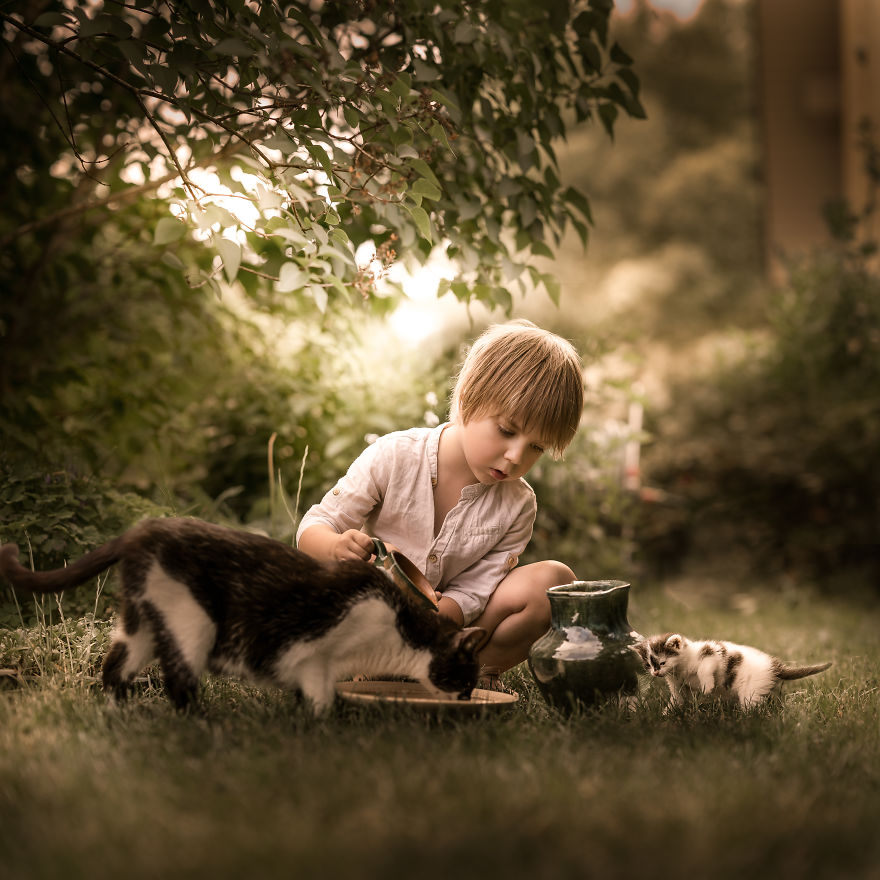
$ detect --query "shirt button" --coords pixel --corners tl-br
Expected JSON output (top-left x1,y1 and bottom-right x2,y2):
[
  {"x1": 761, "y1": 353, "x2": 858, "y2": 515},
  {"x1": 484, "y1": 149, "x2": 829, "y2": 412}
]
[
  {"x1": 428, "y1": 553, "x2": 438, "y2": 564},
  {"x1": 332, "y1": 488, "x2": 340, "y2": 496}
]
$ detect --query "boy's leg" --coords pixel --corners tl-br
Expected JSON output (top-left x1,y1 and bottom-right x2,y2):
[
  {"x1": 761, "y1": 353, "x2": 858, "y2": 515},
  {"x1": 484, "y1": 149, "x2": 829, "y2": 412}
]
[{"x1": 472, "y1": 560, "x2": 574, "y2": 673}]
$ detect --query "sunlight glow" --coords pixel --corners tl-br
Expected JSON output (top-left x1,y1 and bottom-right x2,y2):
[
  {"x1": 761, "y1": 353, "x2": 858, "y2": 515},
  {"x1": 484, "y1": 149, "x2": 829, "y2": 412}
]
[
  {"x1": 614, "y1": 0, "x2": 703, "y2": 19},
  {"x1": 385, "y1": 249, "x2": 458, "y2": 346}
]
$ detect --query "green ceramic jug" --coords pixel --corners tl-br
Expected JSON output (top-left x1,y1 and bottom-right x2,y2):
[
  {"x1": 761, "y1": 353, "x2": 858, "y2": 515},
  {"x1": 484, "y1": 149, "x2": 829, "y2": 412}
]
[{"x1": 528, "y1": 580, "x2": 643, "y2": 711}]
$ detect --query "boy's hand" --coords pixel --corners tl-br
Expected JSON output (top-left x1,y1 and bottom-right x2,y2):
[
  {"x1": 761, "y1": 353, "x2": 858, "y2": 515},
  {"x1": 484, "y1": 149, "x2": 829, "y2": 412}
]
[{"x1": 333, "y1": 529, "x2": 375, "y2": 562}]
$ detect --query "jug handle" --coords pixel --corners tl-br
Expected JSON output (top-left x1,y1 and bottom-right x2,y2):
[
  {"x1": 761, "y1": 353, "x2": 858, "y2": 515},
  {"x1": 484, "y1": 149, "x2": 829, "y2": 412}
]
[{"x1": 371, "y1": 537, "x2": 389, "y2": 565}]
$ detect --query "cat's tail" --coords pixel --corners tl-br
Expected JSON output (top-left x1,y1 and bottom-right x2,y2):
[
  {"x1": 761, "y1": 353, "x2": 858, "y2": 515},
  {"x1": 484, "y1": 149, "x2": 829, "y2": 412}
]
[
  {"x1": 776, "y1": 660, "x2": 832, "y2": 680},
  {"x1": 0, "y1": 540, "x2": 122, "y2": 594}
]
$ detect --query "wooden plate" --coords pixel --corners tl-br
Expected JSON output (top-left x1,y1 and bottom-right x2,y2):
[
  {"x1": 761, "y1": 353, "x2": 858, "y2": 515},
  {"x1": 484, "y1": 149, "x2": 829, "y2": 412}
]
[{"x1": 335, "y1": 680, "x2": 518, "y2": 713}]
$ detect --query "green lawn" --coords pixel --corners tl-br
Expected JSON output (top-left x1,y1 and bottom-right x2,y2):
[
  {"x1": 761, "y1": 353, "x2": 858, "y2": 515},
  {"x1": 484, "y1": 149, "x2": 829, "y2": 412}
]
[{"x1": 1, "y1": 574, "x2": 878, "y2": 880}]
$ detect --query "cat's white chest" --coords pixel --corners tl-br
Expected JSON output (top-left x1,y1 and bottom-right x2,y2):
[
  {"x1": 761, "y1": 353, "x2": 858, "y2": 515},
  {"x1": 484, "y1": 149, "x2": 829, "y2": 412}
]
[{"x1": 272, "y1": 597, "x2": 433, "y2": 712}]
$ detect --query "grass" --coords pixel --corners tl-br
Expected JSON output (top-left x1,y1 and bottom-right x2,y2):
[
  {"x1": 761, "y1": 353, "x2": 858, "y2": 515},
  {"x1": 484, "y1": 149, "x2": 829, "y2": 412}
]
[{"x1": 1, "y1": 572, "x2": 878, "y2": 880}]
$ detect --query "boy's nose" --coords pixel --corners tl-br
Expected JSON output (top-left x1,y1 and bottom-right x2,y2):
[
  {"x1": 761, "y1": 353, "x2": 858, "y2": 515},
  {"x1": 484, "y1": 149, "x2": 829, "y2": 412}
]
[{"x1": 504, "y1": 442, "x2": 524, "y2": 464}]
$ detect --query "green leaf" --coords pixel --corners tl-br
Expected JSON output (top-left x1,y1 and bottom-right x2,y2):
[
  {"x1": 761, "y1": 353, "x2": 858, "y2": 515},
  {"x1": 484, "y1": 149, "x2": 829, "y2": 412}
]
[
  {"x1": 390, "y1": 126, "x2": 414, "y2": 147},
  {"x1": 412, "y1": 59, "x2": 440, "y2": 82},
  {"x1": 453, "y1": 20, "x2": 479, "y2": 44},
  {"x1": 305, "y1": 143, "x2": 333, "y2": 175},
  {"x1": 33, "y1": 12, "x2": 73, "y2": 27},
  {"x1": 598, "y1": 102, "x2": 618, "y2": 139},
  {"x1": 516, "y1": 131, "x2": 536, "y2": 172},
  {"x1": 310, "y1": 285, "x2": 328, "y2": 313},
  {"x1": 277, "y1": 263, "x2": 308, "y2": 292},
  {"x1": 493, "y1": 286, "x2": 513, "y2": 314},
  {"x1": 456, "y1": 197, "x2": 482, "y2": 221},
  {"x1": 617, "y1": 68, "x2": 640, "y2": 97},
  {"x1": 149, "y1": 64, "x2": 178, "y2": 95},
  {"x1": 542, "y1": 274, "x2": 561, "y2": 307},
  {"x1": 389, "y1": 73, "x2": 412, "y2": 99},
  {"x1": 429, "y1": 122, "x2": 456, "y2": 157},
  {"x1": 563, "y1": 186, "x2": 593, "y2": 224},
  {"x1": 213, "y1": 38, "x2": 254, "y2": 57},
  {"x1": 216, "y1": 238, "x2": 241, "y2": 283},
  {"x1": 530, "y1": 241, "x2": 554, "y2": 259},
  {"x1": 579, "y1": 40, "x2": 602, "y2": 74},
  {"x1": 405, "y1": 204, "x2": 433, "y2": 244},
  {"x1": 450, "y1": 281, "x2": 470, "y2": 301},
  {"x1": 154, "y1": 217, "x2": 186, "y2": 245},
  {"x1": 343, "y1": 105, "x2": 359, "y2": 129},
  {"x1": 610, "y1": 42, "x2": 634, "y2": 65},
  {"x1": 519, "y1": 196, "x2": 537, "y2": 228},
  {"x1": 409, "y1": 158, "x2": 440, "y2": 188},
  {"x1": 411, "y1": 178, "x2": 442, "y2": 201}
]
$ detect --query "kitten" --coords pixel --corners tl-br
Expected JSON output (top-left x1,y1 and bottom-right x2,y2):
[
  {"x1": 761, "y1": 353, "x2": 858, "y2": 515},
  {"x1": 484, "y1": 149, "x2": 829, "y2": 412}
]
[
  {"x1": 0, "y1": 517, "x2": 487, "y2": 714},
  {"x1": 634, "y1": 633, "x2": 832, "y2": 708}
]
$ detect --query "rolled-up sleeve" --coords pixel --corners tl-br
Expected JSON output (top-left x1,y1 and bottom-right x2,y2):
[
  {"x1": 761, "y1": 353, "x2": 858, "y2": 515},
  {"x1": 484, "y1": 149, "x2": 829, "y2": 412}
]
[{"x1": 296, "y1": 439, "x2": 389, "y2": 542}]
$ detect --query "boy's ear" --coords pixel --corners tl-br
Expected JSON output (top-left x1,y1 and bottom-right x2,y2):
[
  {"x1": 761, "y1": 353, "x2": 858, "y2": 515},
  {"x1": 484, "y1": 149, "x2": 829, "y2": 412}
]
[{"x1": 456, "y1": 627, "x2": 489, "y2": 654}]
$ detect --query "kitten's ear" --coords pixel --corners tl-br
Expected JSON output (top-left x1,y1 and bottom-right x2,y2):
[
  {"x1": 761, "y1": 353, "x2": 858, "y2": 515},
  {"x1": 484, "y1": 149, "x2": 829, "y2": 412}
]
[
  {"x1": 666, "y1": 634, "x2": 683, "y2": 651},
  {"x1": 456, "y1": 627, "x2": 489, "y2": 655},
  {"x1": 633, "y1": 640, "x2": 648, "y2": 660}
]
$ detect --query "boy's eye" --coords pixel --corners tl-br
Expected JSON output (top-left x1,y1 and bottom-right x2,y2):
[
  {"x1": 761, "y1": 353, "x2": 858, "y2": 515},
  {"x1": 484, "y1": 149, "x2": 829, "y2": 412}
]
[{"x1": 497, "y1": 423, "x2": 545, "y2": 454}]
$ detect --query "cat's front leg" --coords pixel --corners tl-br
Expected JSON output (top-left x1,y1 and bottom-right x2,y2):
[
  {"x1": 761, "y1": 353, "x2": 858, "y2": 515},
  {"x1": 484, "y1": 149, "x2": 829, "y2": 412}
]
[
  {"x1": 662, "y1": 677, "x2": 682, "y2": 714},
  {"x1": 697, "y1": 667, "x2": 716, "y2": 695},
  {"x1": 297, "y1": 669, "x2": 337, "y2": 716}
]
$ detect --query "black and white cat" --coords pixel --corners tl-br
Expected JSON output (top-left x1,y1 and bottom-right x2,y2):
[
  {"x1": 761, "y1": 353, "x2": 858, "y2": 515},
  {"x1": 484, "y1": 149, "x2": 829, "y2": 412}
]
[
  {"x1": 0, "y1": 517, "x2": 487, "y2": 714},
  {"x1": 634, "y1": 633, "x2": 832, "y2": 708}
]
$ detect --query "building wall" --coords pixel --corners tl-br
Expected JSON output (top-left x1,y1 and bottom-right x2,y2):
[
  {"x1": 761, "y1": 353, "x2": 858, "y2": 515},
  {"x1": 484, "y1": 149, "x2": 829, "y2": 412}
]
[
  {"x1": 842, "y1": 0, "x2": 880, "y2": 244},
  {"x1": 757, "y1": 0, "x2": 842, "y2": 273},
  {"x1": 758, "y1": 0, "x2": 880, "y2": 275}
]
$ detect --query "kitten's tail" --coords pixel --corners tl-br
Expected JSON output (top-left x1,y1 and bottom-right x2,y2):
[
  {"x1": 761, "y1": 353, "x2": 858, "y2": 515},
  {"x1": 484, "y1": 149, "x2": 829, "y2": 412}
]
[
  {"x1": 776, "y1": 660, "x2": 832, "y2": 681},
  {"x1": 0, "y1": 540, "x2": 122, "y2": 594}
]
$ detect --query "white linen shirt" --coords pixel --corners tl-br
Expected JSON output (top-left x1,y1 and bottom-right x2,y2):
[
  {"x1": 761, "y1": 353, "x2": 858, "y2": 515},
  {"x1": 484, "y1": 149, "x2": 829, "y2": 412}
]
[{"x1": 295, "y1": 423, "x2": 537, "y2": 624}]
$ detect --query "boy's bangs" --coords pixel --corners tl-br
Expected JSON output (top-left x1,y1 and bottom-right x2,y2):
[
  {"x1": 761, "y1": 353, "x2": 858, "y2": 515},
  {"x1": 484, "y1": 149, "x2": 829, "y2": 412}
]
[
  {"x1": 508, "y1": 372, "x2": 581, "y2": 456},
  {"x1": 468, "y1": 361, "x2": 582, "y2": 457}
]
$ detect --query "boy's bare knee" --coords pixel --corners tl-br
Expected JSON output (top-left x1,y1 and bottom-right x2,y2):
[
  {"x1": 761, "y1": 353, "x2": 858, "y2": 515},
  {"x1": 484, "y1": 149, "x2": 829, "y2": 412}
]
[{"x1": 541, "y1": 559, "x2": 575, "y2": 588}]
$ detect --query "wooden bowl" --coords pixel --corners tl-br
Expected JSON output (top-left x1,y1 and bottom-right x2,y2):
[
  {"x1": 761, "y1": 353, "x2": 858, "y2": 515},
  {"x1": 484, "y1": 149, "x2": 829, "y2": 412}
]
[{"x1": 335, "y1": 680, "x2": 518, "y2": 713}]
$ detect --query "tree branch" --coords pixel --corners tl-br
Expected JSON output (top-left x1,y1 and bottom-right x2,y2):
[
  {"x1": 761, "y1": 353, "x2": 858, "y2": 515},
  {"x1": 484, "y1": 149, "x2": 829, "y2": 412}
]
[{"x1": 0, "y1": 137, "x2": 247, "y2": 250}]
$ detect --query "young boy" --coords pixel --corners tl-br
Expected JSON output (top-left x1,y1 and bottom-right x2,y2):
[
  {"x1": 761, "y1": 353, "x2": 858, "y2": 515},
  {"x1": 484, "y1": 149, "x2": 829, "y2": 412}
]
[{"x1": 296, "y1": 319, "x2": 583, "y2": 689}]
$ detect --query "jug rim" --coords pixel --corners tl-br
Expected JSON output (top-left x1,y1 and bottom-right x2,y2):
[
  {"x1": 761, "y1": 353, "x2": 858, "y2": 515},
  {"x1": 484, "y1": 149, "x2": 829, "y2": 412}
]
[{"x1": 547, "y1": 580, "x2": 630, "y2": 598}]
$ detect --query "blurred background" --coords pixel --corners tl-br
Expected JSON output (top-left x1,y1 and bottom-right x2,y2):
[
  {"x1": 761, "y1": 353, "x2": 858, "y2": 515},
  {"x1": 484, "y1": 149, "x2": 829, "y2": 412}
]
[{"x1": 2, "y1": 0, "x2": 879, "y2": 623}]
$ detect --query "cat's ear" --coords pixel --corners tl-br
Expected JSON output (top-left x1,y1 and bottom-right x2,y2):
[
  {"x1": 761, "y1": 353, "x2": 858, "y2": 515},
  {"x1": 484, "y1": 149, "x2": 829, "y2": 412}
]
[
  {"x1": 632, "y1": 640, "x2": 648, "y2": 660},
  {"x1": 665, "y1": 634, "x2": 683, "y2": 651},
  {"x1": 456, "y1": 627, "x2": 489, "y2": 655}
]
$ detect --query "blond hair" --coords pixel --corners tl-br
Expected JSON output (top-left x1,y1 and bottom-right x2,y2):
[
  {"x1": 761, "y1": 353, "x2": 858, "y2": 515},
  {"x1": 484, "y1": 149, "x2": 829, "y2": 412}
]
[{"x1": 449, "y1": 320, "x2": 583, "y2": 458}]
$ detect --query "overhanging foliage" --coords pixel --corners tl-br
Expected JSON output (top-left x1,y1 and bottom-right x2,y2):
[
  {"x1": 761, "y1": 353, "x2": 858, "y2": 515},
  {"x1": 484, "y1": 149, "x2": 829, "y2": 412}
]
[{"x1": 1, "y1": 0, "x2": 643, "y2": 314}]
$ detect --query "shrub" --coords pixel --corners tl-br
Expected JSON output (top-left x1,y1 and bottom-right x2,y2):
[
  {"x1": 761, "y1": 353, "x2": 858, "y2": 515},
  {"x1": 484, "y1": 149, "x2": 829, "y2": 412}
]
[
  {"x1": 643, "y1": 229, "x2": 880, "y2": 583},
  {"x1": 0, "y1": 463, "x2": 175, "y2": 625}
]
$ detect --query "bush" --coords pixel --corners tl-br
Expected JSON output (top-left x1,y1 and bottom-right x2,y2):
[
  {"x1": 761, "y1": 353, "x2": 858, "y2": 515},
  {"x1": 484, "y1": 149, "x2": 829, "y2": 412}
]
[
  {"x1": 643, "y1": 235, "x2": 880, "y2": 583},
  {"x1": 0, "y1": 463, "x2": 175, "y2": 625}
]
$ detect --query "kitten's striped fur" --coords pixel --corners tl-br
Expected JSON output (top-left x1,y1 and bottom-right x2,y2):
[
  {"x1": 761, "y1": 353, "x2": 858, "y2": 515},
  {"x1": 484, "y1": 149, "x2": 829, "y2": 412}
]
[{"x1": 634, "y1": 633, "x2": 832, "y2": 708}]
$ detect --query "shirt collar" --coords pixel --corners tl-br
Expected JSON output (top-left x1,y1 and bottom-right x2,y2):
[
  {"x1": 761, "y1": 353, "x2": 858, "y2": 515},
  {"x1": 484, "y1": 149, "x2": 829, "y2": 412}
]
[{"x1": 428, "y1": 422, "x2": 491, "y2": 498}]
